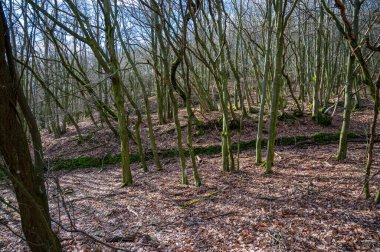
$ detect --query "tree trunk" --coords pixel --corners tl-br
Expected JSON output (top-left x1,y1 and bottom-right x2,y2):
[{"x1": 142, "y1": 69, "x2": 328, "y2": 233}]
[
  {"x1": 256, "y1": 0, "x2": 273, "y2": 164},
  {"x1": 312, "y1": 5, "x2": 324, "y2": 118},
  {"x1": 104, "y1": 0, "x2": 133, "y2": 186},
  {"x1": 0, "y1": 5, "x2": 61, "y2": 251},
  {"x1": 337, "y1": 0, "x2": 360, "y2": 160},
  {"x1": 364, "y1": 83, "x2": 379, "y2": 198}
]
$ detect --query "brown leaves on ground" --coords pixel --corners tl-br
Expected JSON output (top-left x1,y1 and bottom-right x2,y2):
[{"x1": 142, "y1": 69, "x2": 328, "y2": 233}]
[
  {"x1": 1, "y1": 142, "x2": 379, "y2": 251},
  {"x1": 41, "y1": 100, "x2": 378, "y2": 161}
]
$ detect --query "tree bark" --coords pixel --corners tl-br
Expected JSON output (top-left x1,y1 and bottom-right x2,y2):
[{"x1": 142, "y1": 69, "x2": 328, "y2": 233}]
[{"x1": 0, "y1": 4, "x2": 61, "y2": 251}]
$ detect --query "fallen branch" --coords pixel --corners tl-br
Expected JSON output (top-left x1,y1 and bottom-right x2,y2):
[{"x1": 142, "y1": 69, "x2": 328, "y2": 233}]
[
  {"x1": 105, "y1": 235, "x2": 137, "y2": 243},
  {"x1": 52, "y1": 219, "x2": 132, "y2": 251}
]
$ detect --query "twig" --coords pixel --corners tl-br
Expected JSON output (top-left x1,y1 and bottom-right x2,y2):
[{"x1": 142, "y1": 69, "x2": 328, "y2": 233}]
[{"x1": 51, "y1": 219, "x2": 132, "y2": 251}]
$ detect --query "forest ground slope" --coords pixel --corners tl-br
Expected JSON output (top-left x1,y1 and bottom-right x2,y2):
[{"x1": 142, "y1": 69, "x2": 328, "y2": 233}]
[
  {"x1": 42, "y1": 99, "x2": 378, "y2": 161},
  {"x1": 1, "y1": 144, "x2": 380, "y2": 250}
]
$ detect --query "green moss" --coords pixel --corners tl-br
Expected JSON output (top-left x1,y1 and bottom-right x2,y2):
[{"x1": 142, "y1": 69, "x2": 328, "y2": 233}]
[
  {"x1": 275, "y1": 135, "x2": 309, "y2": 145},
  {"x1": 278, "y1": 112, "x2": 296, "y2": 121},
  {"x1": 194, "y1": 145, "x2": 221, "y2": 156},
  {"x1": 194, "y1": 128, "x2": 205, "y2": 137},
  {"x1": 216, "y1": 117, "x2": 240, "y2": 130},
  {"x1": 77, "y1": 136, "x2": 84, "y2": 145},
  {"x1": 216, "y1": 117, "x2": 223, "y2": 128},
  {"x1": 314, "y1": 111, "x2": 332, "y2": 126},
  {"x1": 337, "y1": 100, "x2": 344, "y2": 107},
  {"x1": 194, "y1": 120, "x2": 207, "y2": 136},
  {"x1": 180, "y1": 191, "x2": 218, "y2": 209},
  {"x1": 308, "y1": 103, "x2": 313, "y2": 112},
  {"x1": 309, "y1": 132, "x2": 361, "y2": 144},
  {"x1": 160, "y1": 149, "x2": 179, "y2": 159},
  {"x1": 249, "y1": 106, "x2": 260, "y2": 114},
  {"x1": 229, "y1": 119, "x2": 240, "y2": 130},
  {"x1": 312, "y1": 132, "x2": 339, "y2": 143},
  {"x1": 352, "y1": 103, "x2": 365, "y2": 111},
  {"x1": 375, "y1": 189, "x2": 380, "y2": 205},
  {"x1": 238, "y1": 140, "x2": 257, "y2": 151},
  {"x1": 347, "y1": 132, "x2": 361, "y2": 139},
  {"x1": 52, "y1": 154, "x2": 120, "y2": 170},
  {"x1": 47, "y1": 132, "x2": 363, "y2": 172},
  {"x1": 195, "y1": 119, "x2": 215, "y2": 131},
  {"x1": 293, "y1": 110, "x2": 304, "y2": 117},
  {"x1": 194, "y1": 119, "x2": 206, "y2": 129}
]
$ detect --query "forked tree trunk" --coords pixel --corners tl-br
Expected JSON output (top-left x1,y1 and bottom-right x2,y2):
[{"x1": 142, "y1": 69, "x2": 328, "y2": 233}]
[{"x1": 364, "y1": 82, "x2": 379, "y2": 198}]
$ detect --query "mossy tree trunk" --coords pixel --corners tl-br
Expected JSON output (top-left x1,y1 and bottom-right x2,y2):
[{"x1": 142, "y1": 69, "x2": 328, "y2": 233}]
[
  {"x1": 265, "y1": 0, "x2": 298, "y2": 173},
  {"x1": 364, "y1": 79, "x2": 379, "y2": 199},
  {"x1": 265, "y1": 13, "x2": 284, "y2": 173},
  {"x1": 122, "y1": 81, "x2": 148, "y2": 173},
  {"x1": 184, "y1": 64, "x2": 202, "y2": 186},
  {"x1": 216, "y1": 0, "x2": 235, "y2": 172},
  {"x1": 320, "y1": 0, "x2": 380, "y2": 200},
  {"x1": 103, "y1": 0, "x2": 133, "y2": 186},
  {"x1": 336, "y1": 0, "x2": 361, "y2": 161},
  {"x1": 115, "y1": 10, "x2": 162, "y2": 171}
]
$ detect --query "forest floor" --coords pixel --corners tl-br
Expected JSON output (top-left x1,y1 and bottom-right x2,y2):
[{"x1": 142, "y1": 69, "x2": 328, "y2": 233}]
[
  {"x1": 1, "y1": 143, "x2": 380, "y2": 251},
  {"x1": 1, "y1": 99, "x2": 380, "y2": 251},
  {"x1": 42, "y1": 98, "x2": 378, "y2": 161}
]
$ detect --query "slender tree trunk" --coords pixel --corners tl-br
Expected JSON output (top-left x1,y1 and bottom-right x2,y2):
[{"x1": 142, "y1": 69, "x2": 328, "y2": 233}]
[
  {"x1": 123, "y1": 83, "x2": 148, "y2": 172},
  {"x1": 216, "y1": 1, "x2": 234, "y2": 172},
  {"x1": 184, "y1": 65, "x2": 201, "y2": 186},
  {"x1": 364, "y1": 82, "x2": 379, "y2": 198},
  {"x1": 115, "y1": 17, "x2": 162, "y2": 171},
  {"x1": 265, "y1": 0, "x2": 293, "y2": 173},
  {"x1": 104, "y1": 0, "x2": 132, "y2": 186},
  {"x1": 256, "y1": 0, "x2": 272, "y2": 164},
  {"x1": 337, "y1": 0, "x2": 360, "y2": 160},
  {"x1": 312, "y1": 5, "x2": 324, "y2": 118}
]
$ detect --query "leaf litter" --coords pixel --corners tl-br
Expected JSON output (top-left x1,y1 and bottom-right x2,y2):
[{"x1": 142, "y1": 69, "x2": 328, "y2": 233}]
[{"x1": 1, "y1": 141, "x2": 379, "y2": 251}]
